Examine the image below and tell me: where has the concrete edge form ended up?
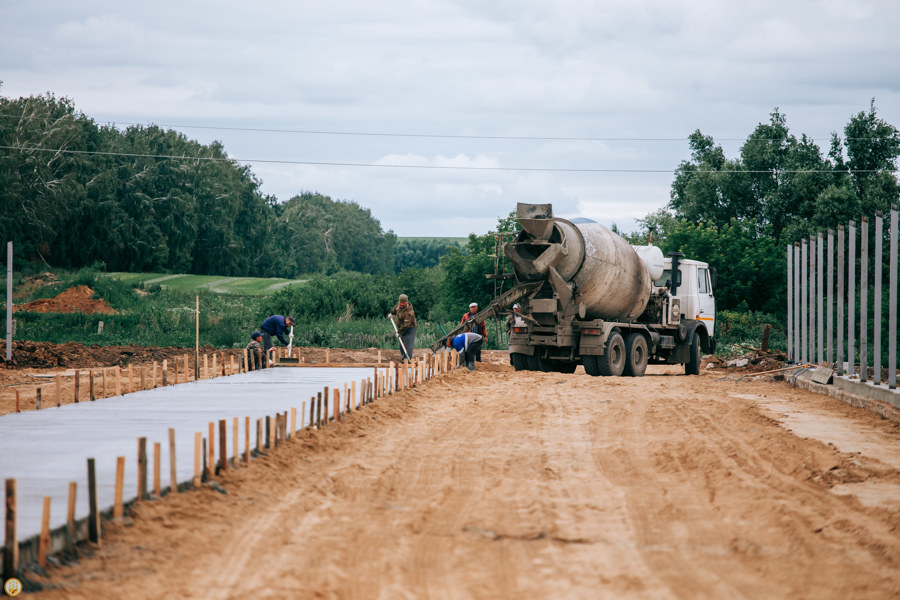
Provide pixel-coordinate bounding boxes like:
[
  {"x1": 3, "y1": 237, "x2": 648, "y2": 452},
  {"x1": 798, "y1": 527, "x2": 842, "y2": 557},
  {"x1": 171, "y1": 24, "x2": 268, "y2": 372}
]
[{"x1": 790, "y1": 371, "x2": 900, "y2": 423}]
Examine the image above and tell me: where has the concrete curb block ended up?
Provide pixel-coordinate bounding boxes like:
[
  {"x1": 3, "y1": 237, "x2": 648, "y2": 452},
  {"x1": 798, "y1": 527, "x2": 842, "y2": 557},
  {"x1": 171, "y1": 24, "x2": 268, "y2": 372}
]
[{"x1": 790, "y1": 376, "x2": 900, "y2": 423}]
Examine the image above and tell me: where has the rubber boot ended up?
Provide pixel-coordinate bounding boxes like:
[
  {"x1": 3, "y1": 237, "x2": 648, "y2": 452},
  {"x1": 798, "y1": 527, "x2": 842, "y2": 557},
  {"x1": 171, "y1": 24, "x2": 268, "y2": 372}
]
[{"x1": 467, "y1": 360, "x2": 475, "y2": 372}]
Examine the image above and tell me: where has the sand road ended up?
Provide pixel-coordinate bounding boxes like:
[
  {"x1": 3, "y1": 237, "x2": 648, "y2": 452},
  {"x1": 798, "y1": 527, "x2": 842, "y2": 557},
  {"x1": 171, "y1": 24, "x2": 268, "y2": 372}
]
[{"x1": 32, "y1": 364, "x2": 900, "y2": 599}]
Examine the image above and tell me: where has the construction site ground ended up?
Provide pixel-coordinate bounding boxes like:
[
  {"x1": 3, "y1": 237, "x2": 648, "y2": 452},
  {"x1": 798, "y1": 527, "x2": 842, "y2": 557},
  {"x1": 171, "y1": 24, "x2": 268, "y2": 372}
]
[{"x1": 5, "y1": 346, "x2": 899, "y2": 599}]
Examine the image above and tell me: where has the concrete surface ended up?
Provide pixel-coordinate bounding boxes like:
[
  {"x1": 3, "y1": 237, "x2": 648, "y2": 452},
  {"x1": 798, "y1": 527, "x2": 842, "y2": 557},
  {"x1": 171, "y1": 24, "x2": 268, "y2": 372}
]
[{"x1": 0, "y1": 367, "x2": 373, "y2": 541}]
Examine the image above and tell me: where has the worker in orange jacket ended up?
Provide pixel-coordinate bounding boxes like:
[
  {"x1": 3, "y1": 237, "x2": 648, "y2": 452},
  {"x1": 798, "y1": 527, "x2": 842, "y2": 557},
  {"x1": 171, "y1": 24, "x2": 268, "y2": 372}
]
[{"x1": 460, "y1": 302, "x2": 486, "y2": 362}]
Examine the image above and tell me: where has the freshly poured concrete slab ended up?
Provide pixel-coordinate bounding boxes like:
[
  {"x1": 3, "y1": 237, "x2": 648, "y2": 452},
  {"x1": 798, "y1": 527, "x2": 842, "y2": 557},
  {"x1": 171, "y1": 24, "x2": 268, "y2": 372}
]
[{"x1": 0, "y1": 367, "x2": 373, "y2": 541}]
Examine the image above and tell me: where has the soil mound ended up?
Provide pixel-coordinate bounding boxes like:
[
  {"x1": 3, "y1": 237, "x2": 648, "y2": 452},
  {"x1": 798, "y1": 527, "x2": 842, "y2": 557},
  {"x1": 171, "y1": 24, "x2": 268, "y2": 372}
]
[
  {"x1": 15, "y1": 285, "x2": 116, "y2": 315},
  {"x1": 1, "y1": 340, "x2": 219, "y2": 369}
]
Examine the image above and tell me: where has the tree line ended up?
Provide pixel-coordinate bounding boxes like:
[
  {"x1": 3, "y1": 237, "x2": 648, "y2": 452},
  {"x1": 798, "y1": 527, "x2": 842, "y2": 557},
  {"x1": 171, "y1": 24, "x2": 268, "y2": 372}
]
[
  {"x1": 0, "y1": 91, "x2": 408, "y2": 277},
  {"x1": 3, "y1": 87, "x2": 898, "y2": 326}
]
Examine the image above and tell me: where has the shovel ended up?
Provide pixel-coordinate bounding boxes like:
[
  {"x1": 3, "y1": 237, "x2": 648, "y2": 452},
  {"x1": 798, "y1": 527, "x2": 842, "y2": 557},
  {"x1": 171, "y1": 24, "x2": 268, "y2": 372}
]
[{"x1": 389, "y1": 315, "x2": 409, "y2": 361}]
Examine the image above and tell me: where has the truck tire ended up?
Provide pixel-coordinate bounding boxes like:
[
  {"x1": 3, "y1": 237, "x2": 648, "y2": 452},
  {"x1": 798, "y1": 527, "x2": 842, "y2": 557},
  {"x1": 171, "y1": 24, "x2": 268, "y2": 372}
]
[
  {"x1": 583, "y1": 355, "x2": 600, "y2": 376},
  {"x1": 685, "y1": 332, "x2": 701, "y2": 375},
  {"x1": 597, "y1": 331, "x2": 626, "y2": 377},
  {"x1": 510, "y1": 352, "x2": 528, "y2": 371},
  {"x1": 623, "y1": 333, "x2": 648, "y2": 377}
]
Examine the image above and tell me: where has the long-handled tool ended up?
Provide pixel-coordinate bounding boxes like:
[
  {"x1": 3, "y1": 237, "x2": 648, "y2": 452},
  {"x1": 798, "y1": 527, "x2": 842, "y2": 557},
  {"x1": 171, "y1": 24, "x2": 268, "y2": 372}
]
[
  {"x1": 389, "y1": 315, "x2": 409, "y2": 360},
  {"x1": 286, "y1": 325, "x2": 294, "y2": 355}
]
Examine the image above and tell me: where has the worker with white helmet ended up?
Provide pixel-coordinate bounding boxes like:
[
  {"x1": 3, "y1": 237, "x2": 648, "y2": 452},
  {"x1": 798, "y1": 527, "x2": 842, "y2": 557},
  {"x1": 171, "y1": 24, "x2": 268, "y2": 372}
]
[{"x1": 459, "y1": 301, "x2": 486, "y2": 362}]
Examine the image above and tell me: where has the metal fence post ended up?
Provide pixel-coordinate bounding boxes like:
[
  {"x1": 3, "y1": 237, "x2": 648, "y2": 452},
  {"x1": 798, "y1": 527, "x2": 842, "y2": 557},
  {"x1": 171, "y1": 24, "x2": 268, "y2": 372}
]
[
  {"x1": 836, "y1": 226, "x2": 845, "y2": 376},
  {"x1": 827, "y1": 230, "x2": 834, "y2": 369},
  {"x1": 817, "y1": 232, "x2": 824, "y2": 365},
  {"x1": 889, "y1": 204, "x2": 898, "y2": 390},
  {"x1": 794, "y1": 243, "x2": 801, "y2": 363},
  {"x1": 801, "y1": 239, "x2": 808, "y2": 364},
  {"x1": 848, "y1": 220, "x2": 856, "y2": 378},
  {"x1": 787, "y1": 244, "x2": 793, "y2": 362},
  {"x1": 873, "y1": 212, "x2": 882, "y2": 385},
  {"x1": 809, "y1": 234, "x2": 816, "y2": 363},
  {"x1": 860, "y1": 217, "x2": 868, "y2": 382}
]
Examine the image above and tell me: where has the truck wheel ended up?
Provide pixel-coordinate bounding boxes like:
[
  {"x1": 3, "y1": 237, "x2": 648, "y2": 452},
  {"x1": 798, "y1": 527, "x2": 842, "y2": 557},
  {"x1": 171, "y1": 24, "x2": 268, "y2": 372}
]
[
  {"x1": 623, "y1": 333, "x2": 648, "y2": 377},
  {"x1": 685, "y1": 333, "x2": 701, "y2": 375},
  {"x1": 597, "y1": 331, "x2": 626, "y2": 377},
  {"x1": 510, "y1": 352, "x2": 528, "y2": 371},
  {"x1": 583, "y1": 355, "x2": 600, "y2": 376}
]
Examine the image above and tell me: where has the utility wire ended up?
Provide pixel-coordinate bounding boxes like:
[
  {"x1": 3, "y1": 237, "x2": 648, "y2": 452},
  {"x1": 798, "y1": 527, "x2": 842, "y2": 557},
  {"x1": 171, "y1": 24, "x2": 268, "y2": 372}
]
[
  {"x1": 0, "y1": 113, "x2": 867, "y2": 142},
  {"x1": 0, "y1": 145, "x2": 885, "y2": 174}
]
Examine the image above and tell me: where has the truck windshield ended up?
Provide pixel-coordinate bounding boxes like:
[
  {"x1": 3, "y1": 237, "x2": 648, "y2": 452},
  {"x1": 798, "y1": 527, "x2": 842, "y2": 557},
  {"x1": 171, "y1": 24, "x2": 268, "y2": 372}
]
[{"x1": 653, "y1": 269, "x2": 680, "y2": 288}]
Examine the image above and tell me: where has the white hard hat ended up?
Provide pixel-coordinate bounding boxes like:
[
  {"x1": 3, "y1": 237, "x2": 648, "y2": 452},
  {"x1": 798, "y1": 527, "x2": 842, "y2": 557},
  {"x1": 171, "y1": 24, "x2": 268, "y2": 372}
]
[
  {"x1": 469, "y1": 302, "x2": 478, "y2": 308},
  {"x1": 513, "y1": 303, "x2": 521, "y2": 308}
]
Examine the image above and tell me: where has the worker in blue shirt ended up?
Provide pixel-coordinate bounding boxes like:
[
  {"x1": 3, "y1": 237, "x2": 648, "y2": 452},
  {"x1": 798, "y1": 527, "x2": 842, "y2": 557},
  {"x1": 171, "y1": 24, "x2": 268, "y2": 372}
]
[
  {"x1": 259, "y1": 315, "x2": 294, "y2": 361},
  {"x1": 449, "y1": 331, "x2": 484, "y2": 371}
]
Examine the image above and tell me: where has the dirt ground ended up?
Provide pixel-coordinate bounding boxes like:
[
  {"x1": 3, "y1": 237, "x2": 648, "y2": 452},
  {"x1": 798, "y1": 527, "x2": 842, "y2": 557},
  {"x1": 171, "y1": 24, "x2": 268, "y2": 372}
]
[{"x1": 12, "y1": 346, "x2": 899, "y2": 599}]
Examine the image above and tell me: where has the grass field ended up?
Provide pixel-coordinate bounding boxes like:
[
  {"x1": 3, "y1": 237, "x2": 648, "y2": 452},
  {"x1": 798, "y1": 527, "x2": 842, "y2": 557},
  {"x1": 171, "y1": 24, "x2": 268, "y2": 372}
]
[{"x1": 109, "y1": 273, "x2": 307, "y2": 295}]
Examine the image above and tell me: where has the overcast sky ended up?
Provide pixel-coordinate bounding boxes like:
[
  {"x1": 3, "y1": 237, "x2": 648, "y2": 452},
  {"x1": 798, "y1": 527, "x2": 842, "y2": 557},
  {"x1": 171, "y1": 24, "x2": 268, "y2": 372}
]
[{"x1": 2, "y1": 1, "x2": 899, "y2": 237}]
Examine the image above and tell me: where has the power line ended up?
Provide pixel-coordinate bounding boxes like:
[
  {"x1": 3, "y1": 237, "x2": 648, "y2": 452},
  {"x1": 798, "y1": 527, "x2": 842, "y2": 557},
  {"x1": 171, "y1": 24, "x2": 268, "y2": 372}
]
[
  {"x1": 0, "y1": 145, "x2": 887, "y2": 174},
  {"x1": 0, "y1": 113, "x2": 860, "y2": 142}
]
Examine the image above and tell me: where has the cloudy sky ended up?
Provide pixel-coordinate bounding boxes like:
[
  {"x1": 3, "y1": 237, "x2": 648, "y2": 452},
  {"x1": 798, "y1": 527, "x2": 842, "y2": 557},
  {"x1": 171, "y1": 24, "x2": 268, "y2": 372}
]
[{"x1": 2, "y1": 1, "x2": 898, "y2": 237}]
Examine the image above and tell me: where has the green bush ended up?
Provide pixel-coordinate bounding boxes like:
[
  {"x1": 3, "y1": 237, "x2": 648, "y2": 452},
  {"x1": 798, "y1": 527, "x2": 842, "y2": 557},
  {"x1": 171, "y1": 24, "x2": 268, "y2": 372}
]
[{"x1": 714, "y1": 310, "x2": 786, "y2": 356}]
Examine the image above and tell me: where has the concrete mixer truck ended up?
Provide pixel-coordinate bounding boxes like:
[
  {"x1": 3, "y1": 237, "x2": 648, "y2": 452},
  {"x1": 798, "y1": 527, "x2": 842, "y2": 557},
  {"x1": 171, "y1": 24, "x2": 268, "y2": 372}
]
[{"x1": 431, "y1": 202, "x2": 717, "y2": 376}]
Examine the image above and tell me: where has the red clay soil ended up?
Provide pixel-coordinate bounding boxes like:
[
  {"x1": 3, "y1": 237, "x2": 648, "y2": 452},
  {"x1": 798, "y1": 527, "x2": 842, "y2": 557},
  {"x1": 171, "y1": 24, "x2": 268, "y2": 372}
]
[{"x1": 14, "y1": 285, "x2": 116, "y2": 315}]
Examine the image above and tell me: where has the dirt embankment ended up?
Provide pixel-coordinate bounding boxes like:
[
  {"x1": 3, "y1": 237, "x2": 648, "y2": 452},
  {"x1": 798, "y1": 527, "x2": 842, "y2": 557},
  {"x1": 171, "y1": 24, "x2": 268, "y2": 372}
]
[
  {"x1": 21, "y1": 363, "x2": 900, "y2": 599},
  {"x1": 14, "y1": 285, "x2": 116, "y2": 315}
]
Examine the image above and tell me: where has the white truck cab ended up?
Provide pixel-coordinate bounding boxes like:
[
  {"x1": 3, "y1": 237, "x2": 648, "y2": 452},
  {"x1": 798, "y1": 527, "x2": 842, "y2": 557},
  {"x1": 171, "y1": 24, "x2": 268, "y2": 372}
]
[{"x1": 653, "y1": 257, "x2": 716, "y2": 339}]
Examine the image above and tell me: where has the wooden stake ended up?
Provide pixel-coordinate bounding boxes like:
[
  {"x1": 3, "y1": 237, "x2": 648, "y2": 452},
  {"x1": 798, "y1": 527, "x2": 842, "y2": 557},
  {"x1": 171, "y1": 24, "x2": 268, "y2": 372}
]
[
  {"x1": 138, "y1": 437, "x2": 148, "y2": 500},
  {"x1": 140, "y1": 366, "x2": 146, "y2": 391},
  {"x1": 351, "y1": 381, "x2": 357, "y2": 411},
  {"x1": 114, "y1": 456, "x2": 125, "y2": 519},
  {"x1": 290, "y1": 408, "x2": 296, "y2": 439},
  {"x1": 35, "y1": 387, "x2": 41, "y2": 410},
  {"x1": 218, "y1": 420, "x2": 228, "y2": 472},
  {"x1": 244, "y1": 416, "x2": 250, "y2": 465},
  {"x1": 74, "y1": 369, "x2": 80, "y2": 403},
  {"x1": 89, "y1": 370, "x2": 95, "y2": 400},
  {"x1": 66, "y1": 482, "x2": 76, "y2": 557},
  {"x1": 230, "y1": 354, "x2": 235, "y2": 375},
  {"x1": 208, "y1": 422, "x2": 215, "y2": 477},
  {"x1": 128, "y1": 364, "x2": 134, "y2": 393},
  {"x1": 243, "y1": 348, "x2": 249, "y2": 373},
  {"x1": 233, "y1": 417, "x2": 238, "y2": 466},
  {"x1": 87, "y1": 458, "x2": 100, "y2": 543},
  {"x1": 193, "y1": 432, "x2": 202, "y2": 488},
  {"x1": 163, "y1": 359, "x2": 169, "y2": 386},
  {"x1": 56, "y1": 373, "x2": 61, "y2": 406},
  {"x1": 256, "y1": 418, "x2": 262, "y2": 453},
  {"x1": 169, "y1": 428, "x2": 178, "y2": 494},
  {"x1": 301, "y1": 401, "x2": 306, "y2": 429},
  {"x1": 213, "y1": 353, "x2": 218, "y2": 378},
  {"x1": 4, "y1": 479, "x2": 17, "y2": 578},
  {"x1": 174, "y1": 359, "x2": 179, "y2": 385},
  {"x1": 202, "y1": 438, "x2": 208, "y2": 481},
  {"x1": 316, "y1": 392, "x2": 323, "y2": 426},
  {"x1": 153, "y1": 441, "x2": 161, "y2": 497},
  {"x1": 38, "y1": 496, "x2": 50, "y2": 568},
  {"x1": 334, "y1": 389, "x2": 340, "y2": 422},
  {"x1": 204, "y1": 354, "x2": 209, "y2": 379},
  {"x1": 115, "y1": 366, "x2": 122, "y2": 396},
  {"x1": 152, "y1": 361, "x2": 158, "y2": 388},
  {"x1": 184, "y1": 355, "x2": 190, "y2": 382},
  {"x1": 265, "y1": 415, "x2": 271, "y2": 449},
  {"x1": 100, "y1": 368, "x2": 107, "y2": 397},
  {"x1": 308, "y1": 397, "x2": 315, "y2": 429}
]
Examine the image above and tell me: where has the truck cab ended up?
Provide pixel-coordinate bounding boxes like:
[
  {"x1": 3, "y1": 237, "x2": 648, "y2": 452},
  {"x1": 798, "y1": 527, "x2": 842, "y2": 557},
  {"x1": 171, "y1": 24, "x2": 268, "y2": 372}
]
[{"x1": 652, "y1": 257, "x2": 717, "y2": 344}]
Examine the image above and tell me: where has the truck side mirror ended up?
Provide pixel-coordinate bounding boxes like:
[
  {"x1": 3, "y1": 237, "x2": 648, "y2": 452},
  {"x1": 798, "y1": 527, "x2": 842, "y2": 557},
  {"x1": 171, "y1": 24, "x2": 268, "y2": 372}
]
[{"x1": 709, "y1": 267, "x2": 717, "y2": 289}]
